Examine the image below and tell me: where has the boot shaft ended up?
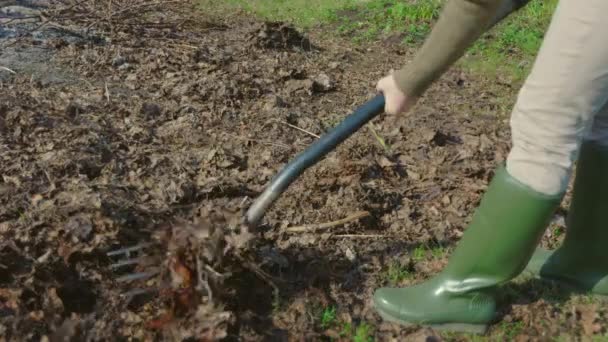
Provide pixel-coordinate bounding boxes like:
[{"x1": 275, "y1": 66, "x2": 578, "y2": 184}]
[
  {"x1": 563, "y1": 141, "x2": 608, "y2": 254},
  {"x1": 442, "y1": 166, "x2": 563, "y2": 290}
]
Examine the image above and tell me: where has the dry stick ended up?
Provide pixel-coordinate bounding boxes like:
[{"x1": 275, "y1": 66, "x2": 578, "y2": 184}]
[
  {"x1": 116, "y1": 269, "x2": 160, "y2": 283},
  {"x1": 0, "y1": 67, "x2": 16, "y2": 74},
  {"x1": 234, "y1": 253, "x2": 280, "y2": 291},
  {"x1": 242, "y1": 138, "x2": 291, "y2": 149},
  {"x1": 54, "y1": 0, "x2": 91, "y2": 16},
  {"x1": 108, "y1": 0, "x2": 113, "y2": 35},
  {"x1": 0, "y1": 16, "x2": 40, "y2": 25},
  {"x1": 331, "y1": 234, "x2": 387, "y2": 238},
  {"x1": 104, "y1": 81, "x2": 110, "y2": 102},
  {"x1": 285, "y1": 211, "x2": 370, "y2": 233},
  {"x1": 150, "y1": 38, "x2": 198, "y2": 49},
  {"x1": 106, "y1": 243, "x2": 154, "y2": 257},
  {"x1": 44, "y1": 21, "x2": 88, "y2": 39},
  {"x1": 277, "y1": 120, "x2": 320, "y2": 139}
]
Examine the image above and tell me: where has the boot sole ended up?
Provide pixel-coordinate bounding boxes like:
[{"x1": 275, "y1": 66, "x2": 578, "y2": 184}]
[{"x1": 375, "y1": 306, "x2": 489, "y2": 335}]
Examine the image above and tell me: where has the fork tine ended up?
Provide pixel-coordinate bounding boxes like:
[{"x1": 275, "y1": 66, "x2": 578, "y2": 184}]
[
  {"x1": 120, "y1": 287, "x2": 158, "y2": 299},
  {"x1": 107, "y1": 243, "x2": 154, "y2": 257},
  {"x1": 110, "y1": 257, "x2": 146, "y2": 269}
]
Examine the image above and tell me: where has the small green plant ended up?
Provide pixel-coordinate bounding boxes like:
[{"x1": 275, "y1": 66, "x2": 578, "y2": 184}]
[
  {"x1": 552, "y1": 226, "x2": 564, "y2": 239},
  {"x1": 430, "y1": 246, "x2": 446, "y2": 259},
  {"x1": 320, "y1": 306, "x2": 337, "y2": 329},
  {"x1": 384, "y1": 260, "x2": 411, "y2": 285},
  {"x1": 338, "y1": 321, "x2": 374, "y2": 341},
  {"x1": 576, "y1": 293, "x2": 598, "y2": 305},
  {"x1": 340, "y1": 322, "x2": 353, "y2": 337},
  {"x1": 368, "y1": 123, "x2": 391, "y2": 154},
  {"x1": 412, "y1": 246, "x2": 426, "y2": 261},
  {"x1": 354, "y1": 322, "x2": 374, "y2": 342},
  {"x1": 498, "y1": 321, "x2": 524, "y2": 340}
]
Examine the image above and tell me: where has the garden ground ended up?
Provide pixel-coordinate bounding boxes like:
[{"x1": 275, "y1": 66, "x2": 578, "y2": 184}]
[{"x1": 1, "y1": 0, "x2": 606, "y2": 341}]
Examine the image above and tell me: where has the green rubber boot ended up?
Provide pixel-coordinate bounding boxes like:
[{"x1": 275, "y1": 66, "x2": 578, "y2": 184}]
[
  {"x1": 373, "y1": 166, "x2": 563, "y2": 333},
  {"x1": 523, "y1": 141, "x2": 608, "y2": 294}
]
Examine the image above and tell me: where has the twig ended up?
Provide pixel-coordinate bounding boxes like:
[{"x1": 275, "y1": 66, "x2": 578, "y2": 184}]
[
  {"x1": 285, "y1": 211, "x2": 370, "y2": 233},
  {"x1": 277, "y1": 120, "x2": 320, "y2": 139},
  {"x1": 205, "y1": 264, "x2": 228, "y2": 280},
  {"x1": 104, "y1": 81, "x2": 110, "y2": 102},
  {"x1": 0, "y1": 67, "x2": 16, "y2": 74},
  {"x1": 331, "y1": 234, "x2": 387, "y2": 238},
  {"x1": 108, "y1": 0, "x2": 113, "y2": 35},
  {"x1": 0, "y1": 16, "x2": 40, "y2": 25},
  {"x1": 46, "y1": 21, "x2": 87, "y2": 39},
  {"x1": 108, "y1": 0, "x2": 183, "y2": 18},
  {"x1": 196, "y1": 254, "x2": 214, "y2": 303},
  {"x1": 234, "y1": 253, "x2": 280, "y2": 290},
  {"x1": 242, "y1": 138, "x2": 291, "y2": 149},
  {"x1": 1, "y1": 19, "x2": 51, "y2": 48},
  {"x1": 156, "y1": 41, "x2": 198, "y2": 50},
  {"x1": 53, "y1": 0, "x2": 90, "y2": 16}
]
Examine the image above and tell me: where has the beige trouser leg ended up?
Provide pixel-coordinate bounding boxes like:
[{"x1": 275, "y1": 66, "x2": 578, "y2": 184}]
[{"x1": 506, "y1": 0, "x2": 608, "y2": 195}]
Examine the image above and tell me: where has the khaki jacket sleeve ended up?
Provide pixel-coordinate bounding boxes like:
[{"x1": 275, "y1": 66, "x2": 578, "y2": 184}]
[{"x1": 393, "y1": 0, "x2": 504, "y2": 97}]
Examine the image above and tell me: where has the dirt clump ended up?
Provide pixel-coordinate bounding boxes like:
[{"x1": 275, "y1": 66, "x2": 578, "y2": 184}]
[{"x1": 249, "y1": 21, "x2": 315, "y2": 51}]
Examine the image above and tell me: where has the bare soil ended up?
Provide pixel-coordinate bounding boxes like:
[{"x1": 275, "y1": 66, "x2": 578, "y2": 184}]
[{"x1": 0, "y1": 1, "x2": 602, "y2": 341}]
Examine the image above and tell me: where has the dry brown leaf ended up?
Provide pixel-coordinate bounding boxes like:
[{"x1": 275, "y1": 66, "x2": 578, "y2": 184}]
[
  {"x1": 169, "y1": 255, "x2": 193, "y2": 289},
  {"x1": 579, "y1": 304, "x2": 601, "y2": 336},
  {"x1": 146, "y1": 311, "x2": 174, "y2": 330}
]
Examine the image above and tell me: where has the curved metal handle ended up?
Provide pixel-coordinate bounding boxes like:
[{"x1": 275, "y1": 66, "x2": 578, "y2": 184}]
[{"x1": 245, "y1": 94, "x2": 385, "y2": 227}]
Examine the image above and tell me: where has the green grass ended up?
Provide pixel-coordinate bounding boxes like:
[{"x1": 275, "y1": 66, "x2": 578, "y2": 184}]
[
  {"x1": 315, "y1": 306, "x2": 374, "y2": 341},
  {"x1": 353, "y1": 322, "x2": 374, "y2": 342},
  {"x1": 496, "y1": 321, "x2": 525, "y2": 340},
  {"x1": 379, "y1": 245, "x2": 449, "y2": 286},
  {"x1": 333, "y1": 0, "x2": 441, "y2": 44},
  {"x1": 413, "y1": 244, "x2": 447, "y2": 261},
  {"x1": 320, "y1": 306, "x2": 338, "y2": 329},
  {"x1": 335, "y1": 321, "x2": 375, "y2": 341},
  {"x1": 199, "y1": 0, "x2": 360, "y2": 27},
  {"x1": 383, "y1": 259, "x2": 412, "y2": 285},
  {"x1": 430, "y1": 246, "x2": 446, "y2": 259},
  {"x1": 199, "y1": 0, "x2": 557, "y2": 82},
  {"x1": 412, "y1": 245, "x2": 426, "y2": 261}
]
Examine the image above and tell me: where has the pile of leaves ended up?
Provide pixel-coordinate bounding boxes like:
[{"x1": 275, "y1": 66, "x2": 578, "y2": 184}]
[{"x1": 0, "y1": 0, "x2": 278, "y2": 339}]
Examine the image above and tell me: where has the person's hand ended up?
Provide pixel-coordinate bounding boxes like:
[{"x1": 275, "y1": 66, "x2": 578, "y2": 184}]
[{"x1": 376, "y1": 72, "x2": 418, "y2": 115}]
